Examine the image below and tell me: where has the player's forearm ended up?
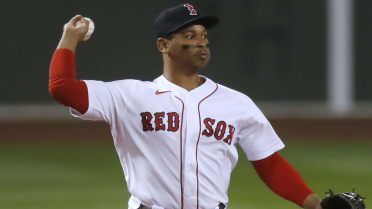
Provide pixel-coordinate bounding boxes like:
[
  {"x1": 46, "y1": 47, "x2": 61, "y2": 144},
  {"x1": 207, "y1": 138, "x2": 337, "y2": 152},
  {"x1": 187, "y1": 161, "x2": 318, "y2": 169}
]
[
  {"x1": 57, "y1": 33, "x2": 79, "y2": 53},
  {"x1": 251, "y1": 152, "x2": 314, "y2": 207}
]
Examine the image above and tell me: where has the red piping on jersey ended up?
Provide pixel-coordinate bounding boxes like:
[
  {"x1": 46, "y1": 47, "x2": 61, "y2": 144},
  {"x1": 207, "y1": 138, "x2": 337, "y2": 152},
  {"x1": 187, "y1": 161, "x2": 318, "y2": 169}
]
[
  {"x1": 196, "y1": 83, "x2": 219, "y2": 209},
  {"x1": 175, "y1": 96, "x2": 185, "y2": 209}
]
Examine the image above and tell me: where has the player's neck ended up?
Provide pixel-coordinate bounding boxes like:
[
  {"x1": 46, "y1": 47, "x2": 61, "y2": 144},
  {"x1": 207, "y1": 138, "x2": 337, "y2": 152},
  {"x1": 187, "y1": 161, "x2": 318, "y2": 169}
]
[{"x1": 163, "y1": 66, "x2": 203, "y2": 91}]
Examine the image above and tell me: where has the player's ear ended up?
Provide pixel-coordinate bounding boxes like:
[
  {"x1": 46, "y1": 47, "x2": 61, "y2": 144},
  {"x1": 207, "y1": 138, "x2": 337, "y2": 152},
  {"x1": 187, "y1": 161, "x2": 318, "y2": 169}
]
[{"x1": 157, "y1": 38, "x2": 170, "y2": 53}]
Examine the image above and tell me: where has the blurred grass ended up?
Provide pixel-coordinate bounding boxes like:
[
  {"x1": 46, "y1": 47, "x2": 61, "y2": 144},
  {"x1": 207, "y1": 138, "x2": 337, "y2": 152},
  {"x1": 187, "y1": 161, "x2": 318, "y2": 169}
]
[
  {"x1": 229, "y1": 139, "x2": 372, "y2": 209},
  {"x1": 0, "y1": 139, "x2": 371, "y2": 209}
]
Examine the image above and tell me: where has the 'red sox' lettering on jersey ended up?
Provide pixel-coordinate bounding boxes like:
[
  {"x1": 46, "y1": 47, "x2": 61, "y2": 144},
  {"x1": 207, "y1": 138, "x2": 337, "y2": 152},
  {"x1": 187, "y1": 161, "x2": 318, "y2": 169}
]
[
  {"x1": 223, "y1": 125, "x2": 235, "y2": 145},
  {"x1": 166, "y1": 112, "x2": 180, "y2": 132},
  {"x1": 202, "y1": 118, "x2": 236, "y2": 145},
  {"x1": 140, "y1": 112, "x2": 154, "y2": 131},
  {"x1": 141, "y1": 111, "x2": 180, "y2": 132},
  {"x1": 141, "y1": 112, "x2": 236, "y2": 145}
]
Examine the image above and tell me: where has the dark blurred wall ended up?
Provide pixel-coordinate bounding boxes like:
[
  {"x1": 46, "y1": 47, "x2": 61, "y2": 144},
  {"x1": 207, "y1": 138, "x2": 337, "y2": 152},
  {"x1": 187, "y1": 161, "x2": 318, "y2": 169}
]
[
  {"x1": 354, "y1": 0, "x2": 372, "y2": 101},
  {"x1": 0, "y1": 0, "x2": 328, "y2": 104}
]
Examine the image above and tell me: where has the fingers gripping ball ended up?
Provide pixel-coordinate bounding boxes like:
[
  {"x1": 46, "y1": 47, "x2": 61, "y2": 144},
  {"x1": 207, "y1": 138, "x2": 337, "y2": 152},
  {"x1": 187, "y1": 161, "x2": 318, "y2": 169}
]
[
  {"x1": 75, "y1": 17, "x2": 95, "y2": 41},
  {"x1": 321, "y1": 189, "x2": 366, "y2": 209}
]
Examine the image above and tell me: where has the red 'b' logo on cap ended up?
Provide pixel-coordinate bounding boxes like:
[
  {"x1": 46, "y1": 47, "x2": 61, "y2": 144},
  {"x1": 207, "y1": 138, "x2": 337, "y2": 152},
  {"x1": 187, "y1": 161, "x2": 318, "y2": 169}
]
[{"x1": 184, "y1": 4, "x2": 198, "y2": 15}]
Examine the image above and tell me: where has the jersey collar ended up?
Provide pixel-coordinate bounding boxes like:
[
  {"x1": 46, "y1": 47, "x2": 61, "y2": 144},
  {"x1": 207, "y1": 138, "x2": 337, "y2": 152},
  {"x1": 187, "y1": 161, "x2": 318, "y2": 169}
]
[{"x1": 154, "y1": 75, "x2": 218, "y2": 101}]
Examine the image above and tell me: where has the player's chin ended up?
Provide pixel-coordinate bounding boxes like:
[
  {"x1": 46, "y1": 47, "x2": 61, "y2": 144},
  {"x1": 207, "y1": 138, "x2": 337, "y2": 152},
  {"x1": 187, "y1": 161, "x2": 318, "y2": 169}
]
[
  {"x1": 194, "y1": 60, "x2": 209, "y2": 70},
  {"x1": 195, "y1": 56, "x2": 210, "y2": 69}
]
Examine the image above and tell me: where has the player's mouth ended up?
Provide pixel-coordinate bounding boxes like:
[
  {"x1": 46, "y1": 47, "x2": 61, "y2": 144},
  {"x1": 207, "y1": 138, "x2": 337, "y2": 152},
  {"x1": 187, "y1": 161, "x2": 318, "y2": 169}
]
[{"x1": 197, "y1": 51, "x2": 210, "y2": 59}]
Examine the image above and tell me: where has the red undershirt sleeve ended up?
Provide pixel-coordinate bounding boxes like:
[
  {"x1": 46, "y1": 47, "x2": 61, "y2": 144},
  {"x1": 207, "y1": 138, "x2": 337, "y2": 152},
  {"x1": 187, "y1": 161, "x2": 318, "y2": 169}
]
[
  {"x1": 251, "y1": 152, "x2": 313, "y2": 207},
  {"x1": 48, "y1": 48, "x2": 88, "y2": 114}
]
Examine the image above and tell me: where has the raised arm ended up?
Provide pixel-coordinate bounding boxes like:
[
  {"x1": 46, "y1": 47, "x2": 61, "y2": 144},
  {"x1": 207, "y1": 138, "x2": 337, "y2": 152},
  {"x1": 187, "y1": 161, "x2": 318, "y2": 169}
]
[{"x1": 49, "y1": 15, "x2": 91, "y2": 114}]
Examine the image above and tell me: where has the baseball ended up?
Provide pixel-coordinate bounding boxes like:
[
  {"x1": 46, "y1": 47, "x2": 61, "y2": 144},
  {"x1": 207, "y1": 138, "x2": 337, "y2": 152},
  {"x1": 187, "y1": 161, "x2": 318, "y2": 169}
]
[{"x1": 76, "y1": 17, "x2": 95, "y2": 41}]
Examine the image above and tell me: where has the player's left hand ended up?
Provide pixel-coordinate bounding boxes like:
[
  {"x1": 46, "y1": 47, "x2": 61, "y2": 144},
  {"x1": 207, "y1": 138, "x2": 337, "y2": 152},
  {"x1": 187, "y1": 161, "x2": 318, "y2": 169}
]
[{"x1": 320, "y1": 189, "x2": 366, "y2": 209}]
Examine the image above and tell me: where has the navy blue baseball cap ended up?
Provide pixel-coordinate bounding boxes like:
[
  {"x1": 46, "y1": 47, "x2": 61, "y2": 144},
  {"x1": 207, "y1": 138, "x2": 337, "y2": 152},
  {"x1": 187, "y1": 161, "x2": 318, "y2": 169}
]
[{"x1": 154, "y1": 3, "x2": 220, "y2": 38}]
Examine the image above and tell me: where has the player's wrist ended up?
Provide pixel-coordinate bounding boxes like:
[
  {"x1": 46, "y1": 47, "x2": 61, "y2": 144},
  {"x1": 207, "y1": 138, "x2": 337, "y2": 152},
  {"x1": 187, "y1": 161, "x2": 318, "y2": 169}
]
[
  {"x1": 302, "y1": 193, "x2": 321, "y2": 209},
  {"x1": 57, "y1": 34, "x2": 79, "y2": 52}
]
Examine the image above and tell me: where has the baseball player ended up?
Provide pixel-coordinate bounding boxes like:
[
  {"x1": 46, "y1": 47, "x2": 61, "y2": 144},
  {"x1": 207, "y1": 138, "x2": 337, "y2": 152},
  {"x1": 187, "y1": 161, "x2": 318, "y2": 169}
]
[{"x1": 49, "y1": 3, "x2": 322, "y2": 209}]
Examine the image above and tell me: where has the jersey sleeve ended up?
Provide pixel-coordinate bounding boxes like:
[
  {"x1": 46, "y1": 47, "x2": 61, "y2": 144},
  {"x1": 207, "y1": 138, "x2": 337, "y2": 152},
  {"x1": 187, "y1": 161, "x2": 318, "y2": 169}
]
[
  {"x1": 251, "y1": 152, "x2": 313, "y2": 206},
  {"x1": 71, "y1": 79, "x2": 136, "y2": 123},
  {"x1": 237, "y1": 97, "x2": 285, "y2": 161},
  {"x1": 48, "y1": 49, "x2": 89, "y2": 114}
]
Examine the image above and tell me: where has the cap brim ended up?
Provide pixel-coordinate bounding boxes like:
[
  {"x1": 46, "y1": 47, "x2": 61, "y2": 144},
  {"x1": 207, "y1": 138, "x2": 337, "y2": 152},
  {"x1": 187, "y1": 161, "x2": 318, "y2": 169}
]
[{"x1": 166, "y1": 16, "x2": 220, "y2": 37}]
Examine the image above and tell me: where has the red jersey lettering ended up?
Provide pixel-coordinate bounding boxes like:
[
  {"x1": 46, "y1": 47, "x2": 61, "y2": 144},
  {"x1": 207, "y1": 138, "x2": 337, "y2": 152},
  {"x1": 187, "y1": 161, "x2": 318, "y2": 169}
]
[
  {"x1": 214, "y1": 121, "x2": 226, "y2": 140},
  {"x1": 223, "y1": 125, "x2": 235, "y2": 145},
  {"x1": 202, "y1": 118, "x2": 215, "y2": 137},
  {"x1": 140, "y1": 112, "x2": 154, "y2": 131},
  {"x1": 154, "y1": 112, "x2": 166, "y2": 131},
  {"x1": 167, "y1": 112, "x2": 180, "y2": 132}
]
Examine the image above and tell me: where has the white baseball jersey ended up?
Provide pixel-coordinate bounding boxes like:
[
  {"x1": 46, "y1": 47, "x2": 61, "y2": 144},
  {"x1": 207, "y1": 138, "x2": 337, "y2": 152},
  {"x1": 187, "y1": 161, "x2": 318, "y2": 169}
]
[{"x1": 71, "y1": 75, "x2": 284, "y2": 209}]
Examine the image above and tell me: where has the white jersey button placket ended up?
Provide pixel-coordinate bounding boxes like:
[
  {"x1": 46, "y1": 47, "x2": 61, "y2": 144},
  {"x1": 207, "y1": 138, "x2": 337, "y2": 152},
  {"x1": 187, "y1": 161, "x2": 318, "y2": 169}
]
[{"x1": 182, "y1": 93, "x2": 200, "y2": 209}]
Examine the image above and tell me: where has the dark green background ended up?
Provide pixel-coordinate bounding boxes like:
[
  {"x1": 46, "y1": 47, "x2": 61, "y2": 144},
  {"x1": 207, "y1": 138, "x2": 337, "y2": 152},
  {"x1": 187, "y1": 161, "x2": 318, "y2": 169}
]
[{"x1": 0, "y1": 0, "x2": 369, "y2": 104}]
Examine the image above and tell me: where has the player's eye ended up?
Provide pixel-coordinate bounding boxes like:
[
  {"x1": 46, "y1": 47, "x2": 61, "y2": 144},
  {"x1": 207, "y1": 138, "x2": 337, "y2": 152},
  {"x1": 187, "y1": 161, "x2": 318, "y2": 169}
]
[
  {"x1": 185, "y1": 34, "x2": 193, "y2": 39},
  {"x1": 203, "y1": 34, "x2": 208, "y2": 39}
]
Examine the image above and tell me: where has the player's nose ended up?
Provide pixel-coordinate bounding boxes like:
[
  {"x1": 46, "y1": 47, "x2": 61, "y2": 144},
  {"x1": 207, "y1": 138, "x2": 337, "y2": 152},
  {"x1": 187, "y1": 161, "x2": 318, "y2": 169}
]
[{"x1": 196, "y1": 39, "x2": 209, "y2": 48}]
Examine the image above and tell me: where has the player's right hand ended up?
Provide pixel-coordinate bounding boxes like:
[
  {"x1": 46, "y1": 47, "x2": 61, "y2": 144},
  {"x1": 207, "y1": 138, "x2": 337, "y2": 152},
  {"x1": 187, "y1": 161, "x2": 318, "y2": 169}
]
[
  {"x1": 57, "y1": 15, "x2": 90, "y2": 52},
  {"x1": 63, "y1": 15, "x2": 90, "y2": 42}
]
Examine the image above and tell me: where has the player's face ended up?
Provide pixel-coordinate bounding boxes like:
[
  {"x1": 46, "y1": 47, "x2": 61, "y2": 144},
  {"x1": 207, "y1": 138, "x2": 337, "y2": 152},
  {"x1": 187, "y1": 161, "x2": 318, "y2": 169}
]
[{"x1": 167, "y1": 24, "x2": 210, "y2": 70}]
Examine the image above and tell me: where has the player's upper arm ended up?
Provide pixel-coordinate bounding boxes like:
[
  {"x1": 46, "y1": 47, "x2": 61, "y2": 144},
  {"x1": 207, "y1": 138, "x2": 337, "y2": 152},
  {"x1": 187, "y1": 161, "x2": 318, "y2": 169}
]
[
  {"x1": 236, "y1": 96, "x2": 285, "y2": 161},
  {"x1": 71, "y1": 79, "x2": 137, "y2": 123}
]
